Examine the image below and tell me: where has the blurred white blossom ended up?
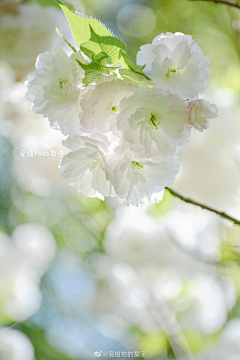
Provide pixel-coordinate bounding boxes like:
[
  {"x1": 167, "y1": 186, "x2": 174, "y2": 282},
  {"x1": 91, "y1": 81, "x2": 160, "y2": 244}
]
[
  {"x1": 0, "y1": 224, "x2": 56, "y2": 323},
  {"x1": 0, "y1": 1, "x2": 64, "y2": 79},
  {"x1": 0, "y1": 328, "x2": 35, "y2": 360},
  {"x1": 103, "y1": 206, "x2": 236, "y2": 335}
]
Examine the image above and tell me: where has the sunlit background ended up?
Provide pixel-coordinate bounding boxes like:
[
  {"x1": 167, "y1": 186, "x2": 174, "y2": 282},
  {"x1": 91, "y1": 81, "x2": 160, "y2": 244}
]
[{"x1": 1, "y1": 0, "x2": 240, "y2": 359}]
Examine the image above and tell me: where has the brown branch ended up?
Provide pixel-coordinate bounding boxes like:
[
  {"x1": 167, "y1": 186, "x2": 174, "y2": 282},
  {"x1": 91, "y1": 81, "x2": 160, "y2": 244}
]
[
  {"x1": 165, "y1": 187, "x2": 240, "y2": 226},
  {"x1": 190, "y1": 0, "x2": 240, "y2": 9}
]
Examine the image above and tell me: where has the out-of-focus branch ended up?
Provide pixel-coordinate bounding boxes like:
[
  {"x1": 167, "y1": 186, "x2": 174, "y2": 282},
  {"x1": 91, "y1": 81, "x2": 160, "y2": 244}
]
[
  {"x1": 138, "y1": 270, "x2": 194, "y2": 360},
  {"x1": 165, "y1": 187, "x2": 240, "y2": 226},
  {"x1": 190, "y1": 0, "x2": 240, "y2": 9},
  {"x1": 149, "y1": 297, "x2": 194, "y2": 360}
]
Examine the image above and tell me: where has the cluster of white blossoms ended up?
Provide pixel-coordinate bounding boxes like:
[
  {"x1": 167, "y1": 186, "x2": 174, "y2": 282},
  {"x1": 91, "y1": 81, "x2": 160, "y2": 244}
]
[{"x1": 26, "y1": 10, "x2": 218, "y2": 205}]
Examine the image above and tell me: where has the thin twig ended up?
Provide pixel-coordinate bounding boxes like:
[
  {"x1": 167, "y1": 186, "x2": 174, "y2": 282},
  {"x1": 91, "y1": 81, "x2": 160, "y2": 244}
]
[
  {"x1": 165, "y1": 187, "x2": 240, "y2": 226},
  {"x1": 190, "y1": 0, "x2": 240, "y2": 9}
]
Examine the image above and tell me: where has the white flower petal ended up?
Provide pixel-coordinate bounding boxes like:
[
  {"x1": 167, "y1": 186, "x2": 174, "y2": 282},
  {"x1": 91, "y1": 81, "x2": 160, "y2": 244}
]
[
  {"x1": 80, "y1": 76, "x2": 137, "y2": 134},
  {"x1": 136, "y1": 43, "x2": 156, "y2": 77},
  {"x1": 116, "y1": 87, "x2": 191, "y2": 160},
  {"x1": 188, "y1": 99, "x2": 218, "y2": 131},
  {"x1": 26, "y1": 48, "x2": 85, "y2": 135},
  {"x1": 137, "y1": 32, "x2": 210, "y2": 99},
  {"x1": 109, "y1": 145, "x2": 179, "y2": 206},
  {"x1": 61, "y1": 135, "x2": 112, "y2": 199}
]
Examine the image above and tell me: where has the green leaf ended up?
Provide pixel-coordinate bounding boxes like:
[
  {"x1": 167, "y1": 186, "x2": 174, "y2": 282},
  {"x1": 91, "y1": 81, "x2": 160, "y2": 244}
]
[
  {"x1": 119, "y1": 69, "x2": 154, "y2": 87},
  {"x1": 82, "y1": 70, "x2": 102, "y2": 85},
  {"x1": 58, "y1": 3, "x2": 112, "y2": 46},
  {"x1": 80, "y1": 41, "x2": 102, "y2": 59},
  {"x1": 79, "y1": 46, "x2": 95, "y2": 60},
  {"x1": 80, "y1": 25, "x2": 126, "y2": 65},
  {"x1": 92, "y1": 52, "x2": 111, "y2": 65},
  {"x1": 80, "y1": 46, "x2": 113, "y2": 65},
  {"x1": 76, "y1": 59, "x2": 120, "y2": 85},
  {"x1": 76, "y1": 59, "x2": 117, "y2": 73},
  {"x1": 93, "y1": 52, "x2": 108, "y2": 63},
  {"x1": 56, "y1": 27, "x2": 77, "y2": 52},
  {"x1": 88, "y1": 26, "x2": 125, "y2": 51},
  {"x1": 119, "y1": 51, "x2": 151, "y2": 83},
  {"x1": 36, "y1": 0, "x2": 61, "y2": 7},
  {"x1": 119, "y1": 51, "x2": 145, "y2": 73}
]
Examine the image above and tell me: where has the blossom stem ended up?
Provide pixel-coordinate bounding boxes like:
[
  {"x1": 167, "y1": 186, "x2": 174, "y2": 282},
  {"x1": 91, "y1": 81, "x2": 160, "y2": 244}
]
[
  {"x1": 190, "y1": 0, "x2": 240, "y2": 9},
  {"x1": 165, "y1": 187, "x2": 240, "y2": 226}
]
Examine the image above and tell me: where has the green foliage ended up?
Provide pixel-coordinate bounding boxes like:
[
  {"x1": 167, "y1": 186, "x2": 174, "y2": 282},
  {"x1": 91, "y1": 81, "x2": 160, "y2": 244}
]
[
  {"x1": 55, "y1": 27, "x2": 77, "y2": 52},
  {"x1": 118, "y1": 52, "x2": 152, "y2": 84},
  {"x1": 146, "y1": 190, "x2": 175, "y2": 219},
  {"x1": 20, "y1": 0, "x2": 67, "y2": 8},
  {"x1": 183, "y1": 330, "x2": 220, "y2": 354},
  {"x1": 58, "y1": 3, "x2": 151, "y2": 86},
  {"x1": 221, "y1": 244, "x2": 240, "y2": 263},
  {"x1": 140, "y1": 332, "x2": 169, "y2": 357},
  {"x1": 17, "y1": 323, "x2": 74, "y2": 360},
  {"x1": 92, "y1": 52, "x2": 112, "y2": 65},
  {"x1": 58, "y1": 2, "x2": 113, "y2": 46},
  {"x1": 73, "y1": 25, "x2": 123, "y2": 85},
  {"x1": 227, "y1": 295, "x2": 240, "y2": 322},
  {"x1": 119, "y1": 69, "x2": 153, "y2": 86},
  {"x1": 80, "y1": 25, "x2": 125, "y2": 66},
  {"x1": 76, "y1": 59, "x2": 119, "y2": 85},
  {"x1": 119, "y1": 51, "x2": 145, "y2": 75}
]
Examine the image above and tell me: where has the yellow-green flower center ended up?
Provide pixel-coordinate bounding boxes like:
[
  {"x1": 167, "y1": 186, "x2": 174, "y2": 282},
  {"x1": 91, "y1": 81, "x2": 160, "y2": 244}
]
[
  {"x1": 149, "y1": 113, "x2": 161, "y2": 130},
  {"x1": 58, "y1": 78, "x2": 68, "y2": 89},
  {"x1": 166, "y1": 65, "x2": 181, "y2": 79},
  {"x1": 111, "y1": 105, "x2": 120, "y2": 114},
  {"x1": 132, "y1": 161, "x2": 144, "y2": 171}
]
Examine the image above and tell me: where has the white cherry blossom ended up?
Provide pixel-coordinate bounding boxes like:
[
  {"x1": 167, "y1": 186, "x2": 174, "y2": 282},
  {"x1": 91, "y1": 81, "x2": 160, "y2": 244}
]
[
  {"x1": 25, "y1": 26, "x2": 217, "y2": 205},
  {"x1": 137, "y1": 32, "x2": 210, "y2": 99},
  {"x1": 79, "y1": 76, "x2": 137, "y2": 133},
  {"x1": 26, "y1": 48, "x2": 85, "y2": 135},
  {"x1": 188, "y1": 98, "x2": 218, "y2": 132},
  {"x1": 108, "y1": 144, "x2": 179, "y2": 206},
  {"x1": 60, "y1": 134, "x2": 112, "y2": 199},
  {"x1": 116, "y1": 87, "x2": 191, "y2": 160}
]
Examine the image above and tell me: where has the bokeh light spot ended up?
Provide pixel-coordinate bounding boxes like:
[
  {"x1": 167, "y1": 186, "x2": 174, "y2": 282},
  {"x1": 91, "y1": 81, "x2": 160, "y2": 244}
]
[{"x1": 116, "y1": 5, "x2": 156, "y2": 38}]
